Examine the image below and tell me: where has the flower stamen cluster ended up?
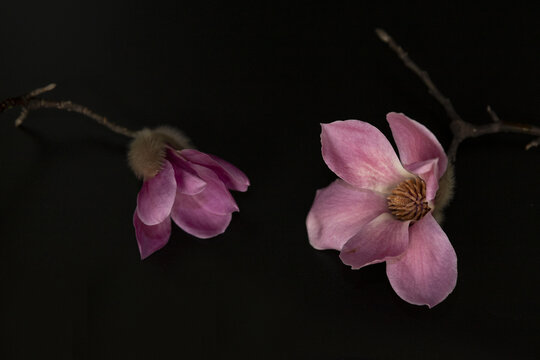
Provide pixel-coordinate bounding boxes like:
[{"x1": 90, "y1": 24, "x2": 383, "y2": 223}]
[{"x1": 387, "y1": 177, "x2": 430, "y2": 222}]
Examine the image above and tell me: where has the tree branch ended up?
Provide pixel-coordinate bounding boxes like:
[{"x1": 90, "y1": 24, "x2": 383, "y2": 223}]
[
  {"x1": 1, "y1": 83, "x2": 135, "y2": 138},
  {"x1": 375, "y1": 28, "x2": 540, "y2": 162}
]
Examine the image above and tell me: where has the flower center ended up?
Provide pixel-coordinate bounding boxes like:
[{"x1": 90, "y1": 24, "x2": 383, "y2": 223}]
[{"x1": 387, "y1": 177, "x2": 430, "y2": 222}]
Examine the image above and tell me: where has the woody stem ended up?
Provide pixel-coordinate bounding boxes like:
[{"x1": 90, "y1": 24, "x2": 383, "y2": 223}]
[
  {"x1": 375, "y1": 28, "x2": 540, "y2": 163},
  {"x1": 0, "y1": 83, "x2": 135, "y2": 138}
]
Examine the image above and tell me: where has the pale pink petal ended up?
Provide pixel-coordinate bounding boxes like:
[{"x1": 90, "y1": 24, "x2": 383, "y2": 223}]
[
  {"x1": 133, "y1": 211, "x2": 171, "y2": 259},
  {"x1": 321, "y1": 120, "x2": 410, "y2": 193},
  {"x1": 167, "y1": 150, "x2": 207, "y2": 195},
  {"x1": 387, "y1": 112, "x2": 447, "y2": 179},
  {"x1": 188, "y1": 163, "x2": 239, "y2": 215},
  {"x1": 386, "y1": 213, "x2": 457, "y2": 308},
  {"x1": 306, "y1": 180, "x2": 388, "y2": 251},
  {"x1": 339, "y1": 213, "x2": 410, "y2": 269},
  {"x1": 136, "y1": 160, "x2": 177, "y2": 226},
  {"x1": 404, "y1": 158, "x2": 439, "y2": 202},
  {"x1": 180, "y1": 149, "x2": 250, "y2": 192},
  {"x1": 170, "y1": 191, "x2": 233, "y2": 239}
]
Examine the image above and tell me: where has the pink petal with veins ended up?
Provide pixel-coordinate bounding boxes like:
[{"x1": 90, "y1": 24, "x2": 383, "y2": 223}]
[
  {"x1": 181, "y1": 149, "x2": 250, "y2": 192},
  {"x1": 136, "y1": 160, "x2": 177, "y2": 226},
  {"x1": 187, "y1": 163, "x2": 239, "y2": 215},
  {"x1": 307, "y1": 180, "x2": 388, "y2": 251},
  {"x1": 321, "y1": 120, "x2": 411, "y2": 193},
  {"x1": 386, "y1": 213, "x2": 457, "y2": 308},
  {"x1": 387, "y1": 112, "x2": 447, "y2": 179},
  {"x1": 171, "y1": 191, "x2": 233, "y2": 239},
  {"x1": 404, "y1": 158, "x2": 439, "y2": 202},
  {"x1": 134, "y1": 212, "x2": 172, "y2": 260},
  {"x1": 167, "y1": 150, "x2": 207, "y2": 195},
  {"x1": 340, "y1": 213, "x2": 410, "y2": 269}
]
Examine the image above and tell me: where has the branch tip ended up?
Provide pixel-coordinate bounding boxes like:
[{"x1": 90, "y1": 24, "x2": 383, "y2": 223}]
[
  {"x1": 44, "y1": 83, "x2": 56, "y2": 91},
  {"x1": 525, "y1": 137, "x2": 540, "y2": 150},
  {"x1": 14, "y1": 108, "x2": 29, "y2": 127},
  {"x1": 486, "y1": 105, "x2": 501, "y2": 123},
  {"x1": 27, "y1": 83, "x2": 57, "y2": 98},
  {"x1": 375, "y1": 28, "x2": 390, "y2": 42}
]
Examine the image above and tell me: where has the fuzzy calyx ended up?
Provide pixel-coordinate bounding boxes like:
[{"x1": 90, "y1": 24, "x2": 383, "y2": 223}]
[
  {"x1": 128, "y1": 126, "x2": 192, "y2": 179},
  {"x1": 432, "y1": 164, "x2": 455, "y2": 223}
]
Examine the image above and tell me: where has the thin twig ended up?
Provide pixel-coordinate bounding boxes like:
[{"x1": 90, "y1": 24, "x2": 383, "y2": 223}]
[
  {"x1": 14, "y1": 108, "x2": 29, "y2": 126},
  {"x1": 375, "y1": 28, "x2": 540, "y2": 162},
  {"x1": 486, "y1": 105, "x2": 501, "y2": 123},
  {"x1": 1, "y1": 83, "x2": 135, "y2": 138},
  {"x1": 526, "y1": 137, "x2": 540, "y2": 150},
  {"x1": 374, "y1": 28, "x2": 463, "y2": 125},
  {"x1": 26, "y1": 83, "x2": 57, "y2": 99}
]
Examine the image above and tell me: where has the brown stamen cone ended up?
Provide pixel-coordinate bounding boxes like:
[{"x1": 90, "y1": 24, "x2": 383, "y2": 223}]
[{"x1": 387, "y1": 177, "x2": 430, "y2": 222}]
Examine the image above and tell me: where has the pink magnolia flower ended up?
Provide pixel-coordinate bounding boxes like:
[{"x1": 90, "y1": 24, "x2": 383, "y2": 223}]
[
  {"x1": 129, "y1": 127, "x2": 249, "y2": 259},
  {"x1": 306, "y1": 113, "x2": 457, "y2": 307}
]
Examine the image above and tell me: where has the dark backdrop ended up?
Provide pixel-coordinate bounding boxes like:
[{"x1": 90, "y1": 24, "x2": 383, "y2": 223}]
[{"x1": 1, "y1": 1, "x2": 539, "y2": 359}]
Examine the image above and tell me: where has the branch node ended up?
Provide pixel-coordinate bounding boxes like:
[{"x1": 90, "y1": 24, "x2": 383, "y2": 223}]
[
  {"x1": 1, "y1": 84, "x2": 135, "y2": 138},
  {"x1": 376, "y1": 27, "x2": 540, "y2": 160}
]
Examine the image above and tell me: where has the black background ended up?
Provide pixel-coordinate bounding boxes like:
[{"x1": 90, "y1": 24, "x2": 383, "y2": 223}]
[{"x1": 1, "y1": 1, "x2": 539, "y2": 359}]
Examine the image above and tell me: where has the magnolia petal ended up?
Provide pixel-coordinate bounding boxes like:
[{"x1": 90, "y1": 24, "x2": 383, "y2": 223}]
[
  {"x1": 321, "y1": 120, "x2": 410, "y2": 193},
  {"x1": 386, "y1": 213, "x2": 457, "y2": 308},
  {"x1": 133, "y1": 211, "x2": 171, "y2": 260},
  {"x1": 189, "y1": 163, "x2": 239, "y2": 215},
  {"x1": 167, "y1": 150, "x2": 207, "y2": 195},
  {"x1": 171, "y1": 191, "x2": 233, "y2": 239},
  {"x1": 387, "y1": 112, "x2": 448, "y2": 179},
  {"x1": 307, "y1": 180, "x2": 388, "y2": 251},
  {"x1": 136, "y1": 160, "x2": 177, "y2": 226},
  {"x1": 209, "y1": 154, "x2": 250, "y2": 192},
  {"x1": 405, "y1": 158, "x2": 439, "y2": 202},
  {"x1": 180, "y1": 149, "x2": 250, "y2": 192},
  {"x1": 339, "y1": 213, "x2": 410, "y2": 269}
]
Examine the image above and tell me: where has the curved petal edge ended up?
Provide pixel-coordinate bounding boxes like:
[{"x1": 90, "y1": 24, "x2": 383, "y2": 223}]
[
  {"x1": 321, "y1": 120, "x2": 410, "y2": 193},
  {"x1": 340, "y1": 213, "x2": 410, "y2": 269},
  {"x1": 134, "y1": 212, "x2": 172, "y2": 259},
  {"x1": 386, "y1": 214, "x2": 457, "y2": 308},
  {"x1": 387, "y1": 112, "x2": 447, "y2": 179},
  {"x1": 307, "y1": 180, "x2": 388, "y2": 251}
]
